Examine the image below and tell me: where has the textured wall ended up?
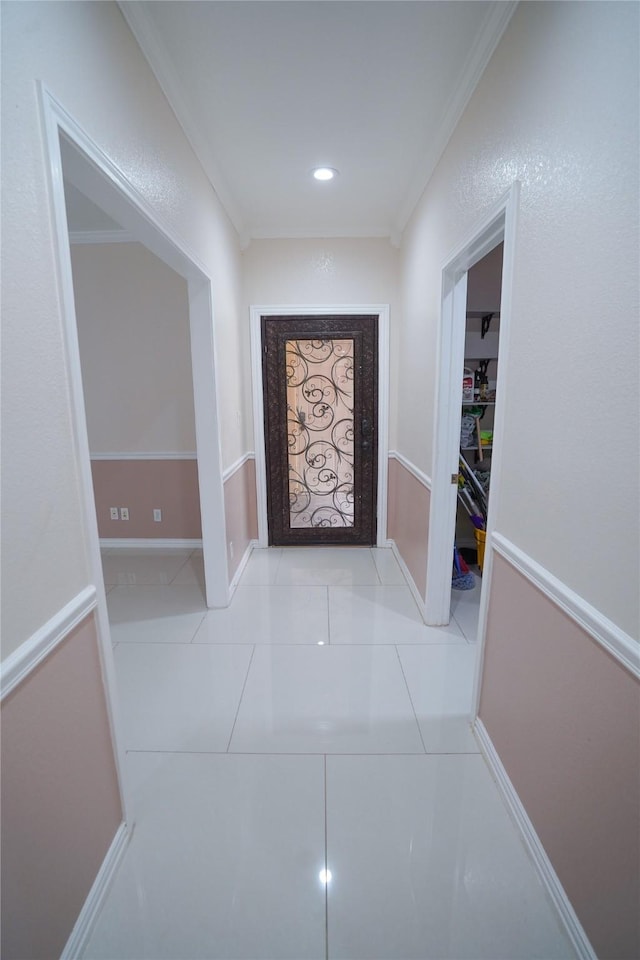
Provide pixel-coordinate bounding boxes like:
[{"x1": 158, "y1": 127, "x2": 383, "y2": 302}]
[
  {"x1": 243, "y1": 237, "x2": 401, "y2": 448},
  {"x1": 1, "y1": 1, "x2": 243, "y2": 655},
  {"x1": 224, "y1": 458, "x2": 259, "y2": 580},
  {"x1": 480, "y1": 554, "x2": 640, "y2": 959},
  {"x1": 399, "y1": 0, "x2": 639, "y2": 636},
  {"x1": 1, "y1": 614, "x2": 122, "y2": 959},
  {"x1": 92, "y1": 459, "x2": 201, "y2": 539},
  {"x1": 387, "y1": 457, "x2": 429, "y2": 598},
  {"x1": 71, "y1": 242, "x2": 196, "y2": 454}
]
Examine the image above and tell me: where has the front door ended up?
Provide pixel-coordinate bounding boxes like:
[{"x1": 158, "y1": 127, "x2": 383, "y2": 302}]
[{"x1": 262, "y1": 315, "x2": 378, "y2": 545}]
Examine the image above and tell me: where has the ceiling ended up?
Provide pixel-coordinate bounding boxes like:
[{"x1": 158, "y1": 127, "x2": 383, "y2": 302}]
[{"x1": 94, "y1": 2, "x2": 516, "y2": 246}]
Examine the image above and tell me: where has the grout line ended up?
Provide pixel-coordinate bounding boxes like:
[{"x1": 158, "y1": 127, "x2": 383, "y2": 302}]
[
  {"x1": 189, "y1": 613, "x2": 208, "y2": 643},
  {"x1": 125, "y1": 748, "x2": 479, "y2": 757},
  {"x1": 225, "y1": 645, "x2": 256, "y2": 752},
  {"x1": 169, "y1": 553, "x2": 193, "y2": 584},
  {"x1": 326, "y1": 586, "x2": 331, "y2": 644},
  {"x1": 324, "y1": 754, "x2": 329, "y2": 960},
  {"x1": 394, "y1": 645, "x2": 428, "y2": 754}
]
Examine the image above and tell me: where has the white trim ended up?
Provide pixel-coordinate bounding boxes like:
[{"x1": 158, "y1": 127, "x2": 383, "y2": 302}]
[
  {"x1": 228, "y1": 540, "x2": 259, "y2": 600},
  {"x1": 68, "y1": 229, "x2": 135, "y2": 245},
  {"x1": 393, "y1": 1, "x2": 518, "y2": 237},
  {"x1": 474, "y1": 720, "x2": 597, "y2": 960},
  {"x1": 426, "y1": 183, "x2": 519, "y2": 635},
  {"x1": 388, "y1": 450, "x2": 432, "y2": 491},
  {"x1": 250, "y1": 304, "x2": 390, "y2": 548},
  {"x1": 60, "y1": 823, "x2": 129, "y2": 960},
  {"x1": 100, "y1": 538, "x2": 202, "y2": 550},
  {"x1": 1, "y1": 586, "x2": 97, "y2": 701},
  {"x1": 90, "y1": 451, "x2": 197, "y2": 461},
  {"x1": 492, "y1": 533, "x2": 640, "y2": 680},
  {"x1": 387, "y1": 539, "x2": 427, "y2": 623},
  {"x1": 223, "y1": 452, "x2": 255, "y2": 484},
  {"x1": 38, "y1": 85, "x2": 230, "y2": 824}
]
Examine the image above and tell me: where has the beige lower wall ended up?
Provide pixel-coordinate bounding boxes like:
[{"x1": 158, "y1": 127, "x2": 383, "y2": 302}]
[
  {"x1": 224, "y1": 458, "x2": 258, "y2": 581},
  {"x1": 387, "y1": 456, "x2": 429, "y2": 599},
  {"x1": 479, "y1": 553, "x2": 640, "y2": 960},
  {"x1": 92, "y1": 459, "x2": 202, "y2": 539},
  {"x1": 1, "y1": 612, "x2": 123, "y2": 960}
]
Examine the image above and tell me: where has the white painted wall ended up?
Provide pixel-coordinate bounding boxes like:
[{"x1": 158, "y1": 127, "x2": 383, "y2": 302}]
[
  {"x1": 1, "y1": 2, "x2": 243, "y2": 656},
  {"x1": 399, "y1": 1, "x2": 639, "y2": 636},
  {"x1": 243, "y1": 237, "x2": 401, "y2": 446},
  {"x1": 71, "y1": 242, "x2": 196, "y2": 453}
]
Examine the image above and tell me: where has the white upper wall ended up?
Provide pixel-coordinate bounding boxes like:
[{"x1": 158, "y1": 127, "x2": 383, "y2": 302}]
[
  {"x1": 71, "y1": 242, "x2": 196, "y2": 454},
  {"x1": 1, "y1": 1, "x2": 243, "y2": 655},
  {"x1": 243, "y1": 237, "x2": 401, "y2": 446},
  {"x1": 399, "y1": 1, "x2": 639, "y2": 636}
]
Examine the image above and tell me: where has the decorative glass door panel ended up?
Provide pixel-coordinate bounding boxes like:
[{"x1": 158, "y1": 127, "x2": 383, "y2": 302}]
[
  {"x1": 286, "y1": 338, "x2": 354, "y2": 529},
  {"x1": 263, "y1": 316, "x2": 377, "y2": 546}
]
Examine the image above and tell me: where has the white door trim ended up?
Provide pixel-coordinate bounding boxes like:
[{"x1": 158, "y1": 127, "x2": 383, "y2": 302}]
[
  {"x1": 250, "y1": 305, "x2": 390, "y2": 547},
  {"x1": 424, "y1": 184, "x2": 520, "y2": 667},
  {"x1": 39, "y1": 85, "x2": 230, "y2": 824}
]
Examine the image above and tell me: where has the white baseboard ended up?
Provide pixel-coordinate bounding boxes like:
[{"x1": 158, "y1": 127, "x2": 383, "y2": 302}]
[
  {"x1": 1, "y1": 585, "x2": 97, "y2": 700},
  {"x1": 228, "y1": 540, "x2": 258, "y2": 600},
  {"x1": 60, "y1": 822, "x2": 129, "y2": 960},
  {"x1": 474, "y1": 719, "x2": 596, "y2": 960},
  {"x1": 99, "y1": 538, "x2": 202, "y2": 550},
  {"x1": 386, "y1": 538, "x2": 428, "y2": 624}
]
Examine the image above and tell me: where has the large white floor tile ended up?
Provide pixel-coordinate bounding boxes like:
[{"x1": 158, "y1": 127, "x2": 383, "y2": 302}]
[
  {"x1": 329, "y1": 584, "x2": 466, "y2": 644},
  {"x1": 325, "y1": 754, "x2": 575, "y2": 960},
  {"x1": 107, "y1": 584, "x2": 207, "y2": 644},
  {"x1": 450, "y1": 574, "x2": 482, "y2": 641},
  {"x1": 239, "y1": 547, "x2": 283, "y2": 584},
  {"x1": 83, "y1": 752, "x2": 326, "y2": 959},
  {"x1": 170, "y1": 550, "x2": 205, "y2": 586},
  {"x1": 193, "y1": 585, "x2": 329, "y2": 644},
  {"x1": 114, "y1": 643, "x2": 253, "y2": 751},
  {"x1": 371, "y1": 547, "x2": 407, "y2": 584},
  {"x1": 276, "y1": 546, "x2": 380, "y2": 585},
  {"x1": 101, "y1": 549, "x2": 192, "y2": 586},
  {"x1": 229, "y1": 645, "x2": 424, "y2": 754},
  {"x1": 397, "y1": 644, "x2": 480, "y2": 753}
]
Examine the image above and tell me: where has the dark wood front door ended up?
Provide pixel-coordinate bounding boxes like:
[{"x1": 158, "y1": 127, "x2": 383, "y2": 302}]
[{"x1": 262, "y1": 315, "x2": 378, "y2": 545}]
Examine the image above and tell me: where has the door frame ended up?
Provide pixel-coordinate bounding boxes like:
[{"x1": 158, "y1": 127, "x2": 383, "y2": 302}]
[
  {"x1": 424, "y1": 183, "x2": 519, "y2": 648},
  {"x1": 40, "y1": 85, "x2": 230, "y2": 826},
  {"x1": 250, "y1": 305, "x2": 389, "y2": 547}
]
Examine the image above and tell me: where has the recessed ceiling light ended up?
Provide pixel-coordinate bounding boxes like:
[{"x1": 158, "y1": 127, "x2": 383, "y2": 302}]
[{"x1": 313, "y1": 167, "x2": 338, "y2": 181}]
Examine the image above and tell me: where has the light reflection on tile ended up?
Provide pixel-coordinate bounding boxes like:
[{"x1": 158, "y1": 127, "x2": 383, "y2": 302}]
[
  {"x1": 114, "y1": 642, "x2": 253, "y2": 752},
  {"x1": 329, "y1": 584, "x2": 466, "y2": 645},
  {"x1": 193, "y1": 585, "x2": 329, "y2": 645},
  {"x1": 276, "y1": 547, "x2": 380, "y2": 585},
  {"x1": 83, "y1": 752, "x2": 326, "y2": 959},
  {"x1": 229, "y1": 645, "x2": 424, "y2": 754},
  {"x1": 101, "y1": 549, "x2": 192, "y2": 586},
  {"x1": 325, "y1": 755, "x2": 575, "y2": 959}
]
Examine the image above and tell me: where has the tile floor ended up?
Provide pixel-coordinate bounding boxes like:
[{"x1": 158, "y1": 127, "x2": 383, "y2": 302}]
[{"x1": 84, "y1": 547, "x2": 574, "y2": 959}]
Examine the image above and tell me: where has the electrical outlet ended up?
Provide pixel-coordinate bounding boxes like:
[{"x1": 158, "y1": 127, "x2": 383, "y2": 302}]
[
  {"x1": 110, "y1": 507, "x2": 119, "y2": 520},
  {"x1": 120, "y1": 507, "x2": 129, "y2": 521},
  {"x1": 153, "y1": 509, "x2": 162, "y2": 522}
]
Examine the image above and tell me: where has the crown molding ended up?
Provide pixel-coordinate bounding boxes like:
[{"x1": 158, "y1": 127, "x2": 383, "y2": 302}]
[
  {"x1": 394, "y1": 1, "x2": 518, "y2": 237},
  {"x1": 117, "y1": 1, "x2": 246, "y2": 239}
]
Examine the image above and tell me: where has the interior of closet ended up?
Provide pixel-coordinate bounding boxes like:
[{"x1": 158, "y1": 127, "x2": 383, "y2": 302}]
[{"x1": 456, "y1": 243, "x2": 503, "y2": 574}]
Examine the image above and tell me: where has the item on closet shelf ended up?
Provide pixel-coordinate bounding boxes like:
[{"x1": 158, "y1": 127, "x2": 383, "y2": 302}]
[
  {"x1": 462, "y1": 368, "x2": 474, "y2": 402},
  {"x1": 475, "y1": 417, "x2": 483, "y2": 460},
  {"x1": 459, "y1": 454, "x2": 488, "y2": 519},
  {"x1": 452, "y1": 545, "x2": 475, "y2": 590},
  {"x1": 460, "y1": 413, "x2": 476, "y2": 448},
  {"x1": 480, "y1": 430, "x2": 493, "y2": 446},
  {"x1": 475, "y1": 529, "x2": 486, "y2": 573}
]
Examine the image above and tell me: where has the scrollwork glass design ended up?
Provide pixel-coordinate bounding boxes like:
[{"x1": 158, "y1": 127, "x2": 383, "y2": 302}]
[{"x1": 286, "y1": 338, "x2": 354, "y2": 528}]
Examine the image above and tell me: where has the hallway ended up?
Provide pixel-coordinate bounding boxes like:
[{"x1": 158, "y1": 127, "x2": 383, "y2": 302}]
[{"x1": 84, "y1": 547, "x2": 574, "y2": 959}]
